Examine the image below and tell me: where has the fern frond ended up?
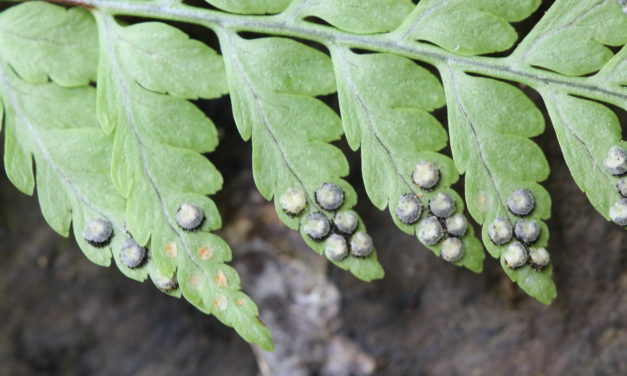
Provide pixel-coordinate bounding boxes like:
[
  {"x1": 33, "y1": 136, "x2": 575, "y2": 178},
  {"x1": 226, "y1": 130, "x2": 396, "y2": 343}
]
[
  {"x1": 596, "y1": 45, "x2": 626, "y2": 90},
  {"x1": 515, "y1": 0, "x2": 627, "y2": 230},
  {"x1": 93, "y1": 13, "x2": 272, "y2": 349},
  {"x1": 511, "y1": 0, "x2": 626, "y2": 76},
  {"x1": 1, "y1": 0, "x2": 626, "y2": 347},
  {"x1": 330, "y1": 48, "x2": 484, "y2": 273},
  {"x1": 285, "y1": 0, "x2": 415, "y2": 33},
  {"x1": 542, "y1": 91, "x2": 624, "y2": 222},
  {"x1": 205, "y1": 0, "x2": 292, "y2": 14},
  {"x1": 0, "y1": 65, "x2": 133, "y2": 273},
  {"x1": 393, "y1": 0, "x2": 542, "y2": 55},
  {"x1": 0, "y1": 2, "x2": 97, "y2": 86},
  {"x1": 441, "y1": 70, "x2": 555, "y2": 303},
  {"x1": 218, "y1": 31, "x2": 384, "y2": 281}
]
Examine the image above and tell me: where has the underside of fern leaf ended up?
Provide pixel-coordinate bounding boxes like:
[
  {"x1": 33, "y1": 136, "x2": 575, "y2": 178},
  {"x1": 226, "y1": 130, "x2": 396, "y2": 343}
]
[
  {"x1": 0, "y1": 0, "x2": 625, "y2": 348},
  {"x1": 218, "y1": 32, "x2": 384, "y2": 280}
]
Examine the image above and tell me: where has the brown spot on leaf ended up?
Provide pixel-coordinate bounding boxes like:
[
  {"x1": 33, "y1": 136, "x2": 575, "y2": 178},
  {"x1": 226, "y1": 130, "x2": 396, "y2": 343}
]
[
  {"x1": 187, "y1": 273, "x2": 204, "y2": 289},
  {"x1": 475, "y1": 191, "x2": 489, "y2": 212},
  {"x1": 198, "y1": 245, "x2": 214, "y2": 260},
  {"x1": 212, "y1": 294, "x2": 227, "y2": 311},
  {"x1": 214, "y1": 270, "x2": 228, "y2": 287},
  {"x1": 164, "y1": 242, "x2": 178, "y2": 258}
]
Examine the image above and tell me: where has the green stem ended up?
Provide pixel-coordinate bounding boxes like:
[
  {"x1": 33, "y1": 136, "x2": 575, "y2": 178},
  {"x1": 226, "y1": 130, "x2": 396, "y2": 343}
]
[{"x1": 43, "y1": 0, "x2": 627, "y2": 108}]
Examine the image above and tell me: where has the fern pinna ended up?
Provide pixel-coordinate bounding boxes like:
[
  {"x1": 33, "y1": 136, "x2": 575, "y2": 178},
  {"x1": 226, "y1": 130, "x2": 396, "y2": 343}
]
[{"x1": 0, "y1": 0, "x2": 625, "y2": 348}]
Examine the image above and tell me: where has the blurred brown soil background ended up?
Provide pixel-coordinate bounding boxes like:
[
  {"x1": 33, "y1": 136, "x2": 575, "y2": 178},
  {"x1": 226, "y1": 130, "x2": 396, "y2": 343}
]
[{"x1": 1, "y1": 1, "x2": 626, "y2": 374}]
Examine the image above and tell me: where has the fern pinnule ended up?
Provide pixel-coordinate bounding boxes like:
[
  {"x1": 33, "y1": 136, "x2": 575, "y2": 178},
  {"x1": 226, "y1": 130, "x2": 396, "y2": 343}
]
[
  {"x1": 331, "y1": 47, "x2": 485, "y2": 273},
  {"x1": 93, "y1": 13, "x2": 272, "y2": 349},
  {"x1": 218, "y1": 31, "x2": 384, "y2": 281}
]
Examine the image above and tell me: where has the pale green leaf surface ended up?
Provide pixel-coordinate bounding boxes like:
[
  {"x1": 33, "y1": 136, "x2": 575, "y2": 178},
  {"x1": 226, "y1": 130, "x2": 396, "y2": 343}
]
[
  {"x1": 205, "y1": 0, "x2": 291, "y2": 14},
  {"x1": 222, "y1": 35, "x2": 337, "y2": 140},
  {"x1": 220, "y1": 32, "x2": 384, "y2": 281},
  {"x1": 331, "y1": 48, "x2": 484, "y2": 272},
  {"x1": 501, "y1": 260, "x2": 556, "y2": 305},
  {"x1": 95, "y1": 14, "x2": 272, "y2": 350},
  {"x1": 399, "y1": 0, "x2": 541, "y2": 55},
  {"x1": 0, "y1": 61, "x2": 153, "y2": 281},
  {"x1": 513, "y1": 0, "x2": 627, "y2": 76},
  {"x1": 521, "y1": 0, "x2": 627, "y2": 228},
  {"x1": 113, "y1": 22, "x2": 227, "y2": 99},
  {"x1": 542, "y1": 89, "x2": 625, "y2": 221},
  {"x1": 594, "y1": 46, "x2": 627, "y2": 94},
  {"x1": 3, "y1": 111, "x2": 34, "y2": 195},
  {"x1": 294, "y1": 0, "x2": 414, "y2": 33},
  {"x1": 0, "y1": 2, "x2": 97, "y2": 86},
  {"x1": 443, "y1": 70, "x2": 555, "y2": 303}
]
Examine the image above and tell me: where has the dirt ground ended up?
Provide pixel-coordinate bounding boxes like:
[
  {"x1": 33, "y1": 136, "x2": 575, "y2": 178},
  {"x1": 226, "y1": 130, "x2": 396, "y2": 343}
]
[{"x1": 0, "y1": 90, "x2": 625, "y2": 376}]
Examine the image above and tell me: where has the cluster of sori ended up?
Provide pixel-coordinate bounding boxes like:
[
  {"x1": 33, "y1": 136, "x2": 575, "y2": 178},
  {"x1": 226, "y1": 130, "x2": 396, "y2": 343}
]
[
  {"x1": 396, "y1": 160, "x2": 469, "y2": 263},
  {"x1": 82, "y1": 202, "x2": 205, "y2": 291},
  {"x1": 279, "y1": 183, "x2": 374, "y2": 262},
  {"x1": 605, "y1": 146, "x2": 627, "y2": 227},
  {"x1": 487, "y1": 189, "x2": 550, "y2": 271}
]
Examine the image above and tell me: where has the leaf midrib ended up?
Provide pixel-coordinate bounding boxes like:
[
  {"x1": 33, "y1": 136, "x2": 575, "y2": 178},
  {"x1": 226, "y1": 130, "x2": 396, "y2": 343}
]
[
  {"x1": 545, "y1": 87, "x2": 615, "y2": 189},
  {"x1": 446, "y1": 69, "x2": 512, "y2": 224},
  {"x1": 99, "y1": 13, "x2": 210, "y2": 280},
  {"x1": 332, "y1": 46, "x2": 417, "y2": 199},
  {"x1": 220, "y1": 29, "x2": 323, "y2": 212}
]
